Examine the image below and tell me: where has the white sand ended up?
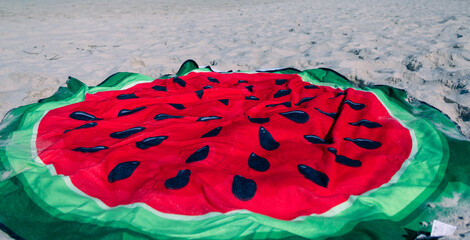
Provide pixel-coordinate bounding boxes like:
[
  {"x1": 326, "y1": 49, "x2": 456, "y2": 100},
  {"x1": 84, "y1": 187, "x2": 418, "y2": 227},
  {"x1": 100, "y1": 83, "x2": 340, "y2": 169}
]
[
  {"x1": 1, "y1": 0, "x2": 469, "y2": 137},
  {"x1": 0, "y1": 0, "x2": 469, "y2": 238}
]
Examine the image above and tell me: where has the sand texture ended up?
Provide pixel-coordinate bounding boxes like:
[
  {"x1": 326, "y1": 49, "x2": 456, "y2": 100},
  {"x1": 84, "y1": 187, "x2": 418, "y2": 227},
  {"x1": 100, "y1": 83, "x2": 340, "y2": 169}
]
[
  {"x1": 1, "y1": 0, "x2": 469, "y2": 137},
  {"x1": 0, "y1": 0, "x2": 469, "y2": 239}
]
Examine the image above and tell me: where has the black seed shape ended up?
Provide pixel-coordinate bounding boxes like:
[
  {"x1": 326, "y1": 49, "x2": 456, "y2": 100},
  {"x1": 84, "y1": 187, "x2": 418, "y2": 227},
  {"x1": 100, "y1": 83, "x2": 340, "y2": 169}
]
[
  {"x1": 154, "y1": 114, "x2": 184, "y2": 121},
  {"x1": 329, "y1": 92, "x2": 345, "y2": 99},
  {"x1": 117, "y1": 93, "x2": 138, "y2": 100},
  {"x1": 219, "y1": 99, "x2": 229, "y2": 105},
  {"x1": 195, "y1": 90, "x2": 204, "y2": 99},
  {"x1": 279, "y1": 110, "x2": 309, "y2": 123},
  {"x1": 315, "y1": 108, "x2": 337, "y2": 119},
  {"x1": 238, "y1": 80, "x2": 248, "y2": 83},
  {"x1": 248, "y1": 116, "x2": 270, "y2": 124},
  {"x1": 173, "y1": 77, "x2": 186, "y2": 87},
  {"x1": 248, "y1": 153, "x2": 270, "y2": 172},
  {"x1": 152, "y1": 85, "x2": 167, "y2": 91},
  {"x1": 259, "y1": 126, "x2": 280, "y2": 151},
  {"x1": 245, "y1": 96, "x2": 259, "y2": 100},
  {"x1": 304, "y1": 135, "x2": 331, "y2": 144},
  {"x1": 344, "y1": 100, "x2": 365, "y2": 110},
  {"x1": 344, "y1": 138, "x2": 381, "y2": 149},
  {"x1": 265, "y1": 102, "x2": 292, "y2": 108},
  {"x1": 73, "y1": 146, "x2": 108, "y2": 153},
  {"x1": 168, "y1": 103, "x2": 185, "y2": 110},
  {"x1": 164, "y1": 169, "x2": 191, "y2": 190},
  {"x1": 327, "y1": 148, "x2": 361, "y2": 167},
  {"x1": 275, "y1": 79, "x2": 288, "y2": 85},
  {"x1": 282, "y1": 102, "x2": 293, "y2": 107},
  {"x1": 64, "y1": 122, "x2": 97, "y2": 133},
  {"x1": 135, "y1": 136, "x2": 168, "y2": 149},
  {"x1": 207, "y1": 77, "x2": 219, "y2": 83},
  {"x1": 273, "y1": 89, "x2": 292, "y2": 98},
  {"x1": 201, "y1": 126, "x2": 222, "y2": 138},
  {"x1": 118, "y1": 106, "x2": 146, "y2": 117},
  {"x1": 69, "y1": 111, "x2": 102, "y2": 121},
  {"x1": 295, "y1": 96, "x2": 316, "y2": 106},
  {"x1": 304, "y1": 84, "x2": 319, "y2": 89},
  {"x1": 186, "y1": 145, "x2": 209, "y2": 163},
  {"x1": 232, "y1": 175, "x2": 257, "y2": 201},
  {"x1": 245, "y1": 85, "x2": 254, "y2": 92},
  {"x1": 298, "y1": 164, "x2": 329, "y2": 188},
  {"x1": 108, "y1": 161, "x2": 140, "y2": 183},
  {"x1": 264, "y1": 103, "x2": 277, "y2": 108},
  {"x1": 197, "y1": 116, "x2": 222, "y2": 121},
  {"x1": 203, "y1": 85, "x2": 213, "y2": 89},
  {"x1": 110, "y1": 127, "x2": 145, "y2": 139},
  {"x1": 349, "y1": 119, "x2": 382, "y2": 128}
]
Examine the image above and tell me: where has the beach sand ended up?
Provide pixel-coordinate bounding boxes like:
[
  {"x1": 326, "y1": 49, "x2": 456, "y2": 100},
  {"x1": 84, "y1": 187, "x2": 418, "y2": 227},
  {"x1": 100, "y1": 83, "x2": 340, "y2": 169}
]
[{"x1": 0, "y1": 0, "x2": 469, "y2": 239}]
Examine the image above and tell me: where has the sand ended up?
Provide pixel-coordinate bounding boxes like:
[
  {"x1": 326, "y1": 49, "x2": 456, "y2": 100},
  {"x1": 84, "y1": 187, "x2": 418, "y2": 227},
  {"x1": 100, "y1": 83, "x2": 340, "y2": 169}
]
[
  {"x1": 0, "y1": 0, "x2": 469, "y2": 238},
  {"x1": 1, "y1": 0, "x2": 469, "y2": 137}
]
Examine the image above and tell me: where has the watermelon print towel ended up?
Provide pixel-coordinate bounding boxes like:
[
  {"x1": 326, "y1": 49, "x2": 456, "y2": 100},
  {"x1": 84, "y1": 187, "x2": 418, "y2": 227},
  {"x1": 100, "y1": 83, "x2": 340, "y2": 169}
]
[{"x1": 0, "y1": 60, "x2": 469, "y2": 240}]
